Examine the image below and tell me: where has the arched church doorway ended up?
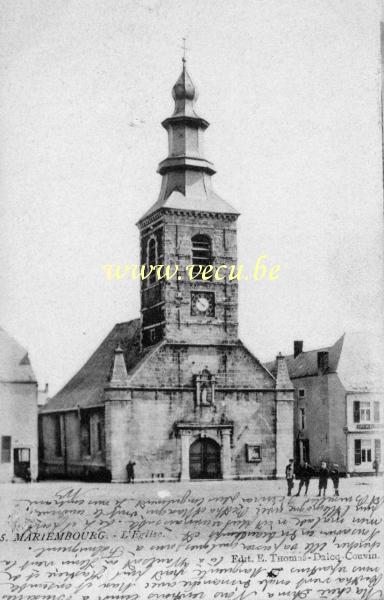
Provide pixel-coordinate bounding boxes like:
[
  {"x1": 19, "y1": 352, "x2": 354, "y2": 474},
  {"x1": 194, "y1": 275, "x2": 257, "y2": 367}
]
[{"x1": 189, "y1": 437, "x2": 221, "y2": 479}]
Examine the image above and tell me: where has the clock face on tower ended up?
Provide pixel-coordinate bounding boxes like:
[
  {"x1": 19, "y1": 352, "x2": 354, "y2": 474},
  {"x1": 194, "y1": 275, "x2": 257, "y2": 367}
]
[{"x1": 191, "y1": 292, "x2": 215, "y2": 317}]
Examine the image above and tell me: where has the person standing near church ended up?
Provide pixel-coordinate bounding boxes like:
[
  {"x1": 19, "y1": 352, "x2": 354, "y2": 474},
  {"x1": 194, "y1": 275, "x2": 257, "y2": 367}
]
[
  {"x1": 126, "y1": 460, "x2": 136, "y2": 483},
  {"x1": 330, "y1": 463, "x2": 340, "y2": 496},
  {"x1": 285, "y1": 458, "x2": 295, "y2": 496},
  {"x1": 318, "y1": 461, "x2": 329, "y2": 496},
  {"x1": 295, "y1": 461, "x2": 314, "y2": 496}
]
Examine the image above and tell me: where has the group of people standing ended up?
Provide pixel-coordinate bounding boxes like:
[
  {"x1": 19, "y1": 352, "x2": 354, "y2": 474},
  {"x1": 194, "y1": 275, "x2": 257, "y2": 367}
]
[{"x1": 285, "y1": 458, "x2": 340, "y2": 497}]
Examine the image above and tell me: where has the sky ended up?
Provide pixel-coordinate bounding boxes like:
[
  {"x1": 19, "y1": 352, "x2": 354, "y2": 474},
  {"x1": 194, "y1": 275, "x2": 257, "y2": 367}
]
[{"x1": 0, "y1": 0, "x2": 383, "y2": 395}]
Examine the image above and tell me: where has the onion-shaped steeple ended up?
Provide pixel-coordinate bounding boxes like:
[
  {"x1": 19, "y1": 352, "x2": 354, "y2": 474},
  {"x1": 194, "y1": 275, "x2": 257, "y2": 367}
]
[
  {"x1": 138, "y1": 61, "x2": 239, "y2": 223},
  {"x1": 158, "y1": 61, "x2": 214, "y2": 176},
  {"x1": 171, "y1": 63, "x2": 199, "y2": 118}
]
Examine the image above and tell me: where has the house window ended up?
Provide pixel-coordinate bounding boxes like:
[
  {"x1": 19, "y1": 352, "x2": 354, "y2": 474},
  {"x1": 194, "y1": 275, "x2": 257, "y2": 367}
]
[
  {"x1": 1, "y1": 436, "x2": 11, "y2": 463},
  {"x1": 17, "y1": 448, "x2": 30, "y2": 462},
  {"x1": 96, "y1": 420, "x2": 103, "y2": 452},
  {"x1": 353, "y1": 400, "x2": 372, "y2": 424},
  {"x1": 54, "y1": 416, "x2": 62, "y2": 457},
  {"x1": 298, "y1": 389, "x2": 305, "y2": 399},
  {"x1": 375, "y1": 439, "x2": 381, "y2": 462},
  {"x1": 361, "y1": 439, "x2": 372, "y2": 463},
  {"x1": 81, "y1": 412, "x2": 91, "y2": 456},
  {"x1": 355, "y1": 439, "x2": 372, "y2": 465},
  {"x1": 299, "y1": 408, "x2": 305, "y2": 430},
  {"x1": 191, "y1": 234, "x2": 212, "y2": 279},
  {"x1": 360, "y1": 402, "x2": 371, "y2": 422}
]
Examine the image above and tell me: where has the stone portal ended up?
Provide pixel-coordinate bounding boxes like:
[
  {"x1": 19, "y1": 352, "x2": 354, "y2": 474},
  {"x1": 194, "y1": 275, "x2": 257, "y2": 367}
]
[{"x1": 190, "y1": 437, "x2": 221, "y2": 479}]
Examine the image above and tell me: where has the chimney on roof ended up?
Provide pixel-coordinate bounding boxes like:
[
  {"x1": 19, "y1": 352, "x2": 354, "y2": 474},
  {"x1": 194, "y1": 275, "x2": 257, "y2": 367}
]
[
  {"x1": 317, "y1": 351, "x2": 329, "y2": 374},
  {"x1": 294, "y1": 340, "x2": 303, "y2": 358}
]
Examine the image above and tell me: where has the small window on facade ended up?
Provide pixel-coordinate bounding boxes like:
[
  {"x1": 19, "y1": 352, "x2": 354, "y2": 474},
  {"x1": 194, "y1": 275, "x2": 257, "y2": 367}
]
[
  {"x1": 1, "y1": 436, "x2": 11, "y2": 463},
  {"x1": 81, "y1": 412, "x2": 91, "y2": 456},
  {"x1": 298, "y1": 389, "x2": 305, "y2": 399},
  {"x1": 299, "y1": 408, "x2": 305, "y2": 430},
  {"x1": 54, "y1": 416, "x2": 62, "y2": 457}
]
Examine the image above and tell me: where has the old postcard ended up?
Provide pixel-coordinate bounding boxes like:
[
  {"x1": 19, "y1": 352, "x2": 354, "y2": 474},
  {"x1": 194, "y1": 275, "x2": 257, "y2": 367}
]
[{"x1": 0, "y1": 1, "x2": 383, "y2": 599}]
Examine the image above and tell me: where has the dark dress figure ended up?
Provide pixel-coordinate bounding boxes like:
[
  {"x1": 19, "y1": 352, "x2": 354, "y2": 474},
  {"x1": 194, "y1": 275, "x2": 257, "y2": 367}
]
[
  {"x1": 318, "y1": 462, "x2": 329, "y2": 496},
  {"x1": 330, "y1": 464, "x2": 340, "y2": 496},
  {"x1": 285, "y1": 459, "x2": 295, "y2": 496},
  {"x1": 296, "y1": 462, "x2": 314, "y2": 496},
  {"x1": 24, "y1": 466, "x2": 31, "y2": 483},
  {"x1": 126, "y1": 461, "x2": 136, "y2": 483}
]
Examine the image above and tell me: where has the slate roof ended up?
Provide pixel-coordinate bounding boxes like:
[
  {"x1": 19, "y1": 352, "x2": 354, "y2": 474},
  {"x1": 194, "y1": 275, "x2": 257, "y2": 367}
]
[
  {"x1": 266, "y1": 332, "x2": 384, "y2": 391},
  {"x1": 265, "y1": 335, "x2": 344, "y2": 379},
  {"x1": 41, "y1": 319, "x2": 143, "y2": 412},
  {"x1": 139, "y1": 187, "x2": 239, "y2": 222},
  {"x1": 0, "y1": 327, "x2": 36, "y2": 383},
  {"x1": 336, "y1": 332, "x2": 384, "y2": 392}
]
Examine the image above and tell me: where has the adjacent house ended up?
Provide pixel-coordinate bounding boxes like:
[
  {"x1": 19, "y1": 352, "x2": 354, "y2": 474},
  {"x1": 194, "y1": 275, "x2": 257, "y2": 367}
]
[
  {"x1": 267, "y1": 332, "x2": 384, "y2": 475},
  {"x1": 0, "y1": 327, "x2": 38, "y2": 482}
]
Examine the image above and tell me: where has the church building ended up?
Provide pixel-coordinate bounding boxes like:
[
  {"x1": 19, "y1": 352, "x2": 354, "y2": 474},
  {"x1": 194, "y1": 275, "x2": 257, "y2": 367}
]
[{"x1": 39, "y1": 62, "x2": 294, "y2": 482}]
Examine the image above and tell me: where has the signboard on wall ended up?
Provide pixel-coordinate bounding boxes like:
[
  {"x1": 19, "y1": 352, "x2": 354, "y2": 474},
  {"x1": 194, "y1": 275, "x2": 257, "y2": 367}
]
[{"x1": 246, "y1": 444, "x2": 262, "y2": 462}]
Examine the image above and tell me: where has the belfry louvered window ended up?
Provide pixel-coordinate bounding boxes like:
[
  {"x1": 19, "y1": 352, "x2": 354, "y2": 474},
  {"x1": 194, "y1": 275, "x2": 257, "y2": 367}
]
[
  {"x1": 192, "y1": 234, "x2": 211, "y2": 265},
  {"x1": 147, "y1": 237, "x2": 158, "y2": 285},
  {"x1": 191, "y1": 234, "x2": 212, "y2": 279}
]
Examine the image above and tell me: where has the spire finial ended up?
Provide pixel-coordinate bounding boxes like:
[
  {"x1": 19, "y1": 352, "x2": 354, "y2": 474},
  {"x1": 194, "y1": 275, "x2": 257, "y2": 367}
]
[{"x1": 181, "y1": 37, "x2": 187, "y2": 66}]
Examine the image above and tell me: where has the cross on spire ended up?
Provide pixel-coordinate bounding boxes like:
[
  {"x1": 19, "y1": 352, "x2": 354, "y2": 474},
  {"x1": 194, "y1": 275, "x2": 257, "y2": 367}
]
[{"x1": 181, "y1": 37, "x2": 188, "y2": 65}]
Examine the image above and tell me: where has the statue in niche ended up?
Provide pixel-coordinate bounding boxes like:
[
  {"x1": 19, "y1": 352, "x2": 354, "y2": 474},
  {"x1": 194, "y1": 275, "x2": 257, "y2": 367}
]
[
  {"x1": 195, "y1": 368, "x2": 215, "y2": 406},
  {"x1": 200, "y1": 385, "x2": 208, "y2": 404}
]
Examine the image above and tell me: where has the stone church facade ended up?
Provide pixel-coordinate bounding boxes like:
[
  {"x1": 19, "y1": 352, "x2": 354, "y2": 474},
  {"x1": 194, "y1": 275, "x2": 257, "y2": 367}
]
[{"x1": 40, "y1": 63, "x2": 294, "y2": 482}]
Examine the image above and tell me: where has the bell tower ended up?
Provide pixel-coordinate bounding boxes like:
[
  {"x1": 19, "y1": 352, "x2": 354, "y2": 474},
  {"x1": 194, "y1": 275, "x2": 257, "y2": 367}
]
[{"x1": 137, "y1": 61, "x2": 240, "y2": 348}]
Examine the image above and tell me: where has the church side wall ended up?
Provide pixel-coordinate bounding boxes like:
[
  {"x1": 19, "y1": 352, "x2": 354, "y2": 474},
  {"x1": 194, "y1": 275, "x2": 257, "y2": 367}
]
[{"x1": 40, "y1": 408, "x2": 106, "y2": 480}]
